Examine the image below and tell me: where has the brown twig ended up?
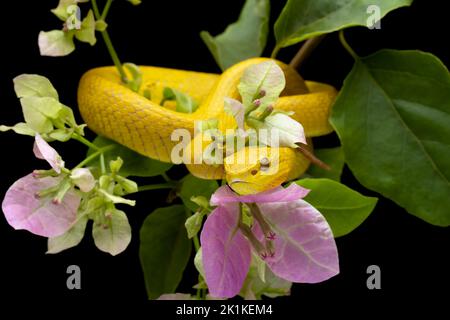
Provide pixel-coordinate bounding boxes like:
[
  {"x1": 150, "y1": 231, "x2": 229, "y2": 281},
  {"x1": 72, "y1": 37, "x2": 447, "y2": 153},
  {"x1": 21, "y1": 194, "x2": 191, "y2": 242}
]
[
  {"x1": 296, "y1": 143, "x2": 331, "y2": 170},
  {"x1": 289, "y1": 35, "x2": 326, "y2": 70}
]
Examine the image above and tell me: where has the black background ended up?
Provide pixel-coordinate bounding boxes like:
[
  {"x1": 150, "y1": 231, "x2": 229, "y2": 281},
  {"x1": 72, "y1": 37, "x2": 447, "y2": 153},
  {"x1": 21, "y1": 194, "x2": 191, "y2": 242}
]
[{"x1": 0, "y1": 0, "x2": 448, "y2": 307}]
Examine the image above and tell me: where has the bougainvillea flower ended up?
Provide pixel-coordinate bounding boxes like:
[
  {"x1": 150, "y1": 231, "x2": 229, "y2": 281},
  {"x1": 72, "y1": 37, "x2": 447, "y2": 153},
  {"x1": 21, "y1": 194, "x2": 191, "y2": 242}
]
[
  {"x1": 33, "y1": 133, "x2": 65, "y2": 173},
  {"x1": 2, "y1": 134, "x2": 79, "y2": 237},
  {"x1": 200, "y1": 184, "x2": 339, "y2": 298},
  {"x1": 2, "y1": 174, "x2": 80, "y2": 237},
  {"x1": 70, "y1": 168, "x2": 95, "y2": 192}
]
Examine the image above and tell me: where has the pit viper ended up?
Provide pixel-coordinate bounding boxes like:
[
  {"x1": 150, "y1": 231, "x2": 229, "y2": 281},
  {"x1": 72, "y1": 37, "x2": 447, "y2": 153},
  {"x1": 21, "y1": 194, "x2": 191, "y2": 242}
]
[{"x1": 78, "y1": 58, "x2": 337, "y2": 195}]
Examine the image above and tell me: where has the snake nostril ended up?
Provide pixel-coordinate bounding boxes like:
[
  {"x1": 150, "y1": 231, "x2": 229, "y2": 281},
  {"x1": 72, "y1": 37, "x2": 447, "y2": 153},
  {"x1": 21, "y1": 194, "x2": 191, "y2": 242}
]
[{"x1": 251, "y1": 169, "x2": 258, "y2": 176}]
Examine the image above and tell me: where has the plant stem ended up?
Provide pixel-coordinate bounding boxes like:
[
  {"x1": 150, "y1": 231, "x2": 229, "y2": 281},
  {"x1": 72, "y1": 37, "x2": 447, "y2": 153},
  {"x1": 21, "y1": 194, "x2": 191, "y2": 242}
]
[
  {"x1": 201, "y1": 288, "x2": 207, "y2": 300},
  {"x1": 239, "y1": 221, "x2": 265, "y2": 254},
  {"x1": 92, "y1": 0, "x2": 128, "y2": 82},
  {"x1": 101, "y1": 31, "x2": 128, "y2": 82},
  {"x1": 72, "y1": 133, "x2": 100, "y2": 150},
  {"x1": 339, "y1": 30, "x2": 359, "y2": 60},
  {"x1": 101, "y1": 0, "x2": 113, "y2": 20},
  {"x1": 289, "y1": 35, "x2": 325, "y2": 69},
  {"x1": 248, "y1": 203, "x2": 272, "y2": 237},
  {"x1": 193, "y1": 234, "x2": 200, "y2": 252},
  {"x1": 100, "y1": 153, "x2": 106, "y2": 174},
  {"x1": 137, "y1": 183, "x2": 176, "y2": 192},
  {"x1": 271, "y1": 45, "x2": 281, "y2": 59},
  {"x1": 161, "y1": 172, "x2": 172, "y2": 182},
  {"x1": 91, "y1": 0, "x2": 101, "y2": 17},
  {"x1": 73, "y1": 145, "x2": 114, "y2": 169}
]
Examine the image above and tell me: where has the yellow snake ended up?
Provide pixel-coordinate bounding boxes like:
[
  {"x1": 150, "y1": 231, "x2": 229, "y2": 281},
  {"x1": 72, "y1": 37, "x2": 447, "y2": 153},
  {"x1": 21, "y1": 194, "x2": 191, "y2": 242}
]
[{"x1": 78, "y1": 58, "x2": 337, "y2": 195}]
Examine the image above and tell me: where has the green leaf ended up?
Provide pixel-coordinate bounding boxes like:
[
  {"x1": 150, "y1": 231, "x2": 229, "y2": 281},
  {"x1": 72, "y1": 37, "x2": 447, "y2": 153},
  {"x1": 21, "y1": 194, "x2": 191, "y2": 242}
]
[
  {"x1": 47, "y1": 215, "x2": 88, "y2": 254},
  {"x1": 296, "y1": 178, "x2": 378, "y2": 237},
  {"x1": 92, "y1": 209, "x2": 131, "y2": 256},
  {"x1": 51, "y1": 0, "x2": 76, "y2": 21},
  {"x1": 200, "y1": 0, "x2": 270, "y2": 70},
  {"x1": 47, "y1": 128, "x2": 73, "y2": 142},
  {"x1": 249, "y1": 112, "x2": 306, "y2": 148},
  {"x1": 306, "y1": 147, "x2": 345, "y2": 181},
  {"x1": 51, "y1": 0, "x2": 89, "y2": 21},
  {"x1": 179, "y1": 174, "x2": 218, "y2": 212},
  {"x1": 185, "y1": 210, "x2": 206, "y2": 239},
  {"x1": 58, "y1": 104, "x2": 81, "y2": 130},
  {"x1": 139, "y1": 205, "x2": 192, "y2": 299},
  {"x1": 238, "y1": 60, "x2": 285, "y2": 111},
  {"x1": 162, "y1": 87, "x2": 199, "y2": 113},
  {"x1": 75, "y1": 9, "x2": 96, "y2": 46},
  {"x1": 84, "y1": 196, "x2": 105, "y2": 218},
  {"x1": 20, "y1": 97, "x2": 64, "y2": 133},
  {"x1": 13, "y1": 74, "x2": 59, "y2": 100},
  {"x1": 123, "y1": 63, "x2": 143, "y2": 92},
  {"x1": 0, "y1": 123, "x2": 35, "y2": 136},
  {"x1": 274, "y1": 0, "x2": 413, "y2": 49},
  {"x1": 88, "y1": 136, "x2": 172, "y2": 177},
  {"x1": 240, "y1": 256, "x2": 291, "y2": 300},
  {"x1": 194, "y1": 248, "x2": 205, "y2": 278},
  {"x1": 330, "y1": 50, "x2": 450, "y2": 226},
  {"x1": 16, "y1": 93, "x2": 83, "y2": 138},
  {"x1": 25, "y1": 97, "x2": 64, "y2": 119},
  {"x1": 190, "y1": 196, "x2": 210, "y2": 210},
  {"x1": 38, "y1": 30, "x2": 75, "y2": 57}
]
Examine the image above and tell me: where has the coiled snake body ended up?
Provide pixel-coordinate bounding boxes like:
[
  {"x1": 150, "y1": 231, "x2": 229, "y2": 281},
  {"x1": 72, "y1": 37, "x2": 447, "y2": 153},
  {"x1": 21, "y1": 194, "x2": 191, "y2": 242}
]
[{"x1": 78, "y1": 58, "x2": 337, "y2": 194}]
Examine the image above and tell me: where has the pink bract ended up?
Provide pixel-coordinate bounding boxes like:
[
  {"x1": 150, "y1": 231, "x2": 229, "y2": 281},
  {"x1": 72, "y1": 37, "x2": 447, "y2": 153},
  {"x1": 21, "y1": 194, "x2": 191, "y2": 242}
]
[
  {"x1": 254, "y1": 200, "x2": 339, "y2": 283},
  {"x1": 2, "y1": 173, "x2": 80, "y2": 237},
  {"x1": 201, "y1": 184, "x2": 339, "y2": 298},
  {"x1": 200, "y1": 202, "x2": 251, "y2": 298},
  {"x1": 33, "y1": 134, "x2": 65, "y2": 173}
]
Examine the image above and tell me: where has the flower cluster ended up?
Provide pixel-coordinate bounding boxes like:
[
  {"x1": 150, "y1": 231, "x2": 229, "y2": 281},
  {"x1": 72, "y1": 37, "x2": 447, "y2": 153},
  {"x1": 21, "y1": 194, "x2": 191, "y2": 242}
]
[
  {"x1": 224, "y1": 60, "x2": 307, "y2": 148},
  {"x1": 38, "y1": 0, "x2": 141, "y2": 57},
  {"x1": 200, "y1": 183, "x2": 339, "y2": 298},
  {"x1": 39, "y1": 0, "x2": 96, "y2": 57},
  {"x1": 1, "y1": 74, "x2": 137, "y2": 255},
  {"x1": 193, "y1": 60, "x2": 308, "y2": 169}
]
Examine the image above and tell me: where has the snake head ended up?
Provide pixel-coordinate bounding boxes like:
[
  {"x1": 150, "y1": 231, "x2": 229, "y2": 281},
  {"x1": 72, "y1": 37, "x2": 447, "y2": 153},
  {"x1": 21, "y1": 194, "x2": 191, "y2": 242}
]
[{"x1": 224, "y1": 146, "x2": 293, "y2": 195}]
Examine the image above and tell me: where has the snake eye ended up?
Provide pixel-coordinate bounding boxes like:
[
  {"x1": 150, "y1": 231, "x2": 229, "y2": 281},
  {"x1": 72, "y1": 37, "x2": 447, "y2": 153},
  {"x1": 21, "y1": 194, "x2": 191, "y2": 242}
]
[
  {"x1": 260, "y1": 157, "x2": 270, "y2": 166},
  {"x1": 251, "y1": 169, "x2": 258, "y2": 176},
  {"x1": 259, "y1": 157, "x2": 271, "y2": 171}
]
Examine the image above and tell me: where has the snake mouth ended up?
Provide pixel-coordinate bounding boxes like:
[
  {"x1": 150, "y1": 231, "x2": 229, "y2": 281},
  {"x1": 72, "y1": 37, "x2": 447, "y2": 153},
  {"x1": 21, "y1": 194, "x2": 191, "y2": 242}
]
[
  {"x1": 227, "y1": 179, "x2": 261, "y2": 195},
  {"x1": 228, "y1": 179, "x2": 254, "y2": 185}
]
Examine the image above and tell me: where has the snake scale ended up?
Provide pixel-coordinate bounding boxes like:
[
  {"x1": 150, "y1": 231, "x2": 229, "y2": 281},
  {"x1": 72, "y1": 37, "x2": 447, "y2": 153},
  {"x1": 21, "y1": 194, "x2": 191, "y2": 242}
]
[{"x1": 78, "y1": 58, "x2": 337, "y2": 194}]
